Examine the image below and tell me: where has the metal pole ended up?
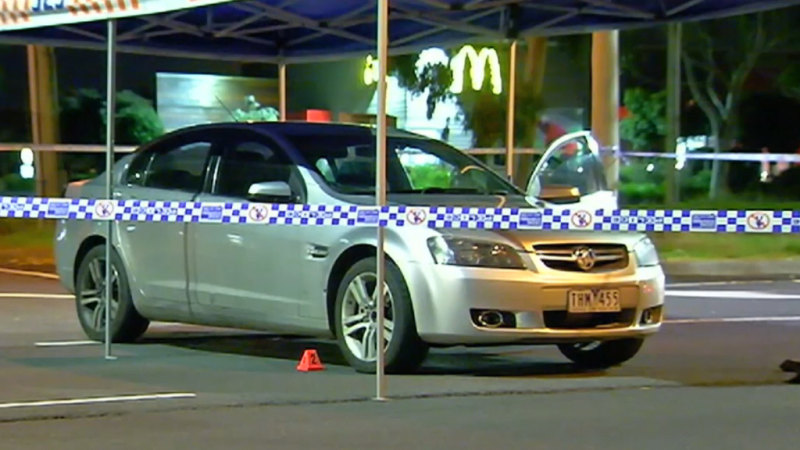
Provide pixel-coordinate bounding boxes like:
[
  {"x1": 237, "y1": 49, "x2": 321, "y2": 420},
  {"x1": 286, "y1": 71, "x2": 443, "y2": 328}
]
[
  {"x1": 374, "y1": 0, "x2": 389, "y2": 401},
  {"x1": 278, "y1": 62, "x2": 287, "y2": 121},
  {"x1": 104, "y1": 20, "x2": 117, "y2": 361},
  {"x1": 505, "y1": 40, "x2": 517, "y2": 180}
]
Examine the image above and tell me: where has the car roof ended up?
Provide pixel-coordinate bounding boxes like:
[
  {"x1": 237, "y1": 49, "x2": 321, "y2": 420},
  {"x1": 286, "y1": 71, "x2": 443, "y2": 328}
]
[{"x1": 169, "y1": 121, "x2": 428, "y2": 141}]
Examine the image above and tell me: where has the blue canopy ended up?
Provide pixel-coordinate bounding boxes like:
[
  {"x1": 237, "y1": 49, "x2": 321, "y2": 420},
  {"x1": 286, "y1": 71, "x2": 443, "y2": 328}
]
[{"x1": 1, "y1": 0, "x2": 799, "y2": 63}]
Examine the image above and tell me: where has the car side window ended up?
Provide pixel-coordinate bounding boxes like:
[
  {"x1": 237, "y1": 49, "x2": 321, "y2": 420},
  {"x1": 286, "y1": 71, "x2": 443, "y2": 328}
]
[
  {"x1": 126, "y1": 151, "x2": 154, "y2": 187},
  {"x1": 140, "y1": 141, "x2": 212, "y2": 192},
  {"x1": 215, "y1": 139, "x2": 293, "y2": 199}
]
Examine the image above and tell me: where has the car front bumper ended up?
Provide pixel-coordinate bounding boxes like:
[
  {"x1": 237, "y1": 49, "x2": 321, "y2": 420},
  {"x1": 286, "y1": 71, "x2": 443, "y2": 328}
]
[{"x1": 404, "y1": 260, "x2": 665, "y2": 346}]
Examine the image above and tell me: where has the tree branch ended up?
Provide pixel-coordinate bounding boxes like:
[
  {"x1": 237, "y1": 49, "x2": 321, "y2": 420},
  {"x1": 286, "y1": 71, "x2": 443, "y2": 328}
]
[
  {"x1": 683, "y1": 50, "x2": 721, "y2": 131},
  {"x1": 702, "y1": 43, "x2": 726, "y2": 118},
  {"x1": 725, "y1": 13, "x2": 767, "y2": 115}
]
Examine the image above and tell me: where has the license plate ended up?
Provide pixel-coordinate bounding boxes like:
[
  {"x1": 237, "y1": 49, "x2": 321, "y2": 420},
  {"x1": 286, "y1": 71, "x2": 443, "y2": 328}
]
[{"x1": 567, "y1": 289, "x2": 621, "y2": 313}]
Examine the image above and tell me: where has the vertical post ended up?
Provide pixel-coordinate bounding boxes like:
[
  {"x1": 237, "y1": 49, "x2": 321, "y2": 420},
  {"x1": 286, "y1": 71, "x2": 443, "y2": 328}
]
[
  {"x1": 104, "y1": 20, "x2": 117, "y2": 361},
  {"x1": 591, "y1": 30, "x2": 620, "y2": 191},
  {"x1": 374, "y1": 0, "x2": 389, "y2": 402},
  {"x1": 505, "y1": 40, "x2": 518, "y2": 181},
  {"x1": 278, "y1": 62, "x2": 287, "y2": 121},
  {"x1": 26, "y1": 45, "x2": 61, "y2": 199},
  {"x1": 665, "y1": 23, "x2": 682, "y2": 204},
  {"x1": 513, "y1": 36, "x2": 547, "y2": 188}
]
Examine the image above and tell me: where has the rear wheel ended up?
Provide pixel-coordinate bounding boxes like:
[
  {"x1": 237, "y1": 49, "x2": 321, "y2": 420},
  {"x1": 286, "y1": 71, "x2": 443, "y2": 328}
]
[
  {"x1": 557, "y1": 338, "x2": 644, "y2": 368},
  {"x1": 334, "y1": 257, "x2": 428, "y2": 373},
  {"x1": 75, "y1": 245, "x2": 149, "y2": 342}
]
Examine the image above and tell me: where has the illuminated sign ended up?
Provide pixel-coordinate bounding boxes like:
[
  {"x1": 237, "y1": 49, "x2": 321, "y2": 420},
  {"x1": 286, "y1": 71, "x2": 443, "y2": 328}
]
[
  {"x1": 19, "y1": 148, "x2": 34, "y2": 179},
  {"x1": 363, "y1": 45, "x2": 502, "y2": 95},
  {"x1": 449, "y1": 46, "x2": 502, "y2": 95}
]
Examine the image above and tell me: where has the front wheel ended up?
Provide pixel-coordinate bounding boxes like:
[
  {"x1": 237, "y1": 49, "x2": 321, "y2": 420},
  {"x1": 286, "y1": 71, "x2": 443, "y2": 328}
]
[
  {"x1": 75, "y1": 245, "x2": 149, "y2": 342},
  {"x1": 557, "y1": 338, "x2": 645, "y2": 368},
  {"x1": 334, "y1": 257, "x2": 428, "y2": 373}
]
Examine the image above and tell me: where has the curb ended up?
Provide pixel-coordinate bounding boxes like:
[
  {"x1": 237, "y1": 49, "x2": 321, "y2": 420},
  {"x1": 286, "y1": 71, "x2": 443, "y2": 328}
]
[
  {"x1": 663, "y1": 259, "x2": 800, "y2": 281},
  {"x1": 0, "y1": 267, "x2": 60, "y2": 280}
]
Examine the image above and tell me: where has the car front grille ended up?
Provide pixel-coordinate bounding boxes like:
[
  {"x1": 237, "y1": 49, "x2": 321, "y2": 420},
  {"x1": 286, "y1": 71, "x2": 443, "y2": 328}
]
[
  {"x1": 543, "y1": 309, "x2": 636, "y2": 329},
  {"x1": 533, "y1": 244, "x2": 628, "y2": 273}
]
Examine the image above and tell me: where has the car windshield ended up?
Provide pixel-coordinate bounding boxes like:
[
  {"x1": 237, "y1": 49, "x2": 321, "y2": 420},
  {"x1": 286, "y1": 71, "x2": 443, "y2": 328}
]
[{"x1": 286, "y1": 134, "x2": 522, "y2": 196}]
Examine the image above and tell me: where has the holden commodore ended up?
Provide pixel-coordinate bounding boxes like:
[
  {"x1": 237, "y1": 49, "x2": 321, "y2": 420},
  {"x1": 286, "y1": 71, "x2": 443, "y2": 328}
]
[{"x1": 54, "y1": 122, "x2": 664, "y2": 373}]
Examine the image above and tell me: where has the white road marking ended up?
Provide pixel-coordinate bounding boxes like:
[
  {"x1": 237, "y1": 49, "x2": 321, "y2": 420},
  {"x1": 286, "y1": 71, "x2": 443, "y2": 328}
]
[
  {"x1": 666, "y1": 290, "x2": 800, "y2": 300},
  {"x1": 0, "y1": 393, "x2": 196, "y2": 410},
  {"x1": 0, "y1": 293, "x2": 74, "y2": 299},
  {"x1": 0, "y1": 267, "x2": 59, "y2": 280},
  {"x1": 35, "y1": 340, "x2": 99, "y2": 347},
  {"x1": 667, "y1": 280, "x2": 776, "y2": 288},
  {"x1": 665, "y1": 316, "x2": 800, "y2": 324}
]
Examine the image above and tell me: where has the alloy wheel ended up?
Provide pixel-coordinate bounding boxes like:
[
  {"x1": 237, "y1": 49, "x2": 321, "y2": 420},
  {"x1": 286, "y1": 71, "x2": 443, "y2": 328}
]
[
  {"x1": 340, "y1": 272, "x2": 395, "y2": 362},
  {"x1": 77, "y1": 257, "x2": 120, "y2": 333}
]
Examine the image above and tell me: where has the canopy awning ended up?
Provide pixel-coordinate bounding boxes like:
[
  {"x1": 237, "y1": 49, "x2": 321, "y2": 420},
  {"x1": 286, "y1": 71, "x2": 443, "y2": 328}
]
[{"x1": 1, "y1": 1, "x2": 799, "y2": 63}]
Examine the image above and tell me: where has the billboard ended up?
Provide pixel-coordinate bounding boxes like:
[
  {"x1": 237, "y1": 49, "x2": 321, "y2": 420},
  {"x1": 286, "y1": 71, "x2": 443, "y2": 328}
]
[{"x1": 156, "y1": 72, "x2": 278, "y2": 132}]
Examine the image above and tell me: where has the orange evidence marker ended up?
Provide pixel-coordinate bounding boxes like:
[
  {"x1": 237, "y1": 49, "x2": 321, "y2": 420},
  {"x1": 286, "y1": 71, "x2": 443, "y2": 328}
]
[{"x1": 296, "y1": 349, "x2": 325, "y2": 372}]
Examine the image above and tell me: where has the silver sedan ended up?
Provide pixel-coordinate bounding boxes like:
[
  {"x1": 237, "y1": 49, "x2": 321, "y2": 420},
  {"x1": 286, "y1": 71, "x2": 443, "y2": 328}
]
[{"x1": 54, "y1": 122, "x2": 664, "y2": 373}]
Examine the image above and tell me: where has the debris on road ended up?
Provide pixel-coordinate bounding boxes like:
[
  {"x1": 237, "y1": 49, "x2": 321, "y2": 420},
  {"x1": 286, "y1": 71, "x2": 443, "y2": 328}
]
[{"x1": 779, "y1": 359, "x2": 800, "y2": 384}]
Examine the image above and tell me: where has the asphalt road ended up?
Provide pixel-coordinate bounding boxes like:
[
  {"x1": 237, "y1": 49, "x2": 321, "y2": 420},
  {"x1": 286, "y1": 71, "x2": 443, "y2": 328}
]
[{"x1": 0, "y1": 270, "x2": 798, "y2": 449}]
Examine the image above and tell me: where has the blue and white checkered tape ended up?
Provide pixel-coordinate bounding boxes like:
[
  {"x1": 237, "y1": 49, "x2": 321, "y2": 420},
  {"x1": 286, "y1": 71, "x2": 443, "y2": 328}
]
[{"x1": 2, "y1": 196, "x2": 799, "y2": 233}]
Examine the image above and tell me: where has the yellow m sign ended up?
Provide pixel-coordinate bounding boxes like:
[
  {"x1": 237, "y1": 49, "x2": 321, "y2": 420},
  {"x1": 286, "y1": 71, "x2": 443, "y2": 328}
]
[
  {"x1": 362, "y1": 45, "x2": 502, "y2": 96},
  {"x1": 449, "y1": 45, "x2": 502, "y2": 95}
]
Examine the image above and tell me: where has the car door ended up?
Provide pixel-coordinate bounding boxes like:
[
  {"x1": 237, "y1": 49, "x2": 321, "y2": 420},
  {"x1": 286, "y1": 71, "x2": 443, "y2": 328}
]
[
  {"x1": 526, "y1": 131, "x2": 617, "y2": 211},
  {"x1": 117, "y1": 134, "x2": 215, "y2": 318},
  {"x1": 188, "y1": 130, "x2": 307, "y2": 326}
]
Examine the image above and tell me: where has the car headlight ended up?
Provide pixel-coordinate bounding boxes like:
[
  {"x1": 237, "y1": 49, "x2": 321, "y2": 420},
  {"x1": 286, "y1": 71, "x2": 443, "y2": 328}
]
[
  {"x1": 427, "y1": 236, "x2": 525, "y2": 269},
  {"x1": 633, "y1": 237, "x2": 660, "y2": 267}
]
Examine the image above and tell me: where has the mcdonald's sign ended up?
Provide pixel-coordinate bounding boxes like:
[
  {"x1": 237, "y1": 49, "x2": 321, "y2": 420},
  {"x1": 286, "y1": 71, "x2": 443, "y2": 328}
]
[
  {"x1": 449, "y1": 45, "x2": 502, "y2": 95},
  {"x1": 363, "y1": 45, "x2": 502, "y2": 96}
]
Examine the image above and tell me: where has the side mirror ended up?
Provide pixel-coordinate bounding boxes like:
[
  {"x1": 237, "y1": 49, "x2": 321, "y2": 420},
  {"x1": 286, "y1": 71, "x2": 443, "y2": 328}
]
[
  {"x1": 248, "y1": 181, "x2": 293, "y2": 202},
  {"x1": 538, "y1": 185, "x2": 581, "y2": 204}
]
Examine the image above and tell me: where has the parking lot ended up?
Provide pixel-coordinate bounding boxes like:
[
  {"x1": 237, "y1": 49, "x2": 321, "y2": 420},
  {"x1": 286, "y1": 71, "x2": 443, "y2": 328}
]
[{"x1": 1, "y1": 270, "x2": 798, "y2": 425}]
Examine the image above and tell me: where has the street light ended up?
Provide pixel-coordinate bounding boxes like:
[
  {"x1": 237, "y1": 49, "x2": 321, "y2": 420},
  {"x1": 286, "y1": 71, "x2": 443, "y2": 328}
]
[{"x1": 19, "y1": 147, "x2": 34, "y2": 179}]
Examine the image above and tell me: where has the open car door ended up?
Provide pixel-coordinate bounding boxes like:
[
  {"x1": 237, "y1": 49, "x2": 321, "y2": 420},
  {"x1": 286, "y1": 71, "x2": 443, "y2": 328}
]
[{"x1": 526, "y1": 131, "x2": 617, "y2": 210}]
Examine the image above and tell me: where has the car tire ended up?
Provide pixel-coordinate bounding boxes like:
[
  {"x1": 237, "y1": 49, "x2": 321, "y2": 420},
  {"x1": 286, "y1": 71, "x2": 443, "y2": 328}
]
[
  {"x1": 557, "y1": 338, "x2": 644, "y2": 368},
  {"x1": 334, "y1": 257, "x2": 428, "y2": 374},
  {"x1": 75, "y1": 245, "x2": 149, "y2": 342}
]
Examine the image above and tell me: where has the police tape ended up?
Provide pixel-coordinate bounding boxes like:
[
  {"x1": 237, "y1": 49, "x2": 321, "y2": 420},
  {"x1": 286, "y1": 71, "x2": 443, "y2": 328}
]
[
  {"x1": 618, "y1": 151, "x2": 800, "y2": 163},
  {"x1": 1, "y1": 196, "x2": 798, "y2": 233}
]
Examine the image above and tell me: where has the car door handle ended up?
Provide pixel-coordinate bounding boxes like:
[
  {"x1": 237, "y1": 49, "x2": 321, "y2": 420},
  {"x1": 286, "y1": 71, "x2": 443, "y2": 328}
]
[{"x1": 126, "y1": 225, "x2": 137, "y2": 232}]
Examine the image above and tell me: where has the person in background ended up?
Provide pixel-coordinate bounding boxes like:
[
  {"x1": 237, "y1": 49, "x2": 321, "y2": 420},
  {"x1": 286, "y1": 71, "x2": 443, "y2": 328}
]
[
  {"x1": 440, "y1": 117, "x2": 451, "y2": 143},
  {"x1": 760, "y1": 147, "x2": 771, "y2": 183}
]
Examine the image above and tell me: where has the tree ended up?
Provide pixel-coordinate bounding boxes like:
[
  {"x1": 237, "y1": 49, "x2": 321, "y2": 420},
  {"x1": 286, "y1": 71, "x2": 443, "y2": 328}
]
[
  {"x1": 778, "y1": 64, "x2": 800, "y2": 101},
  {"x1": 60, "y1": 88, "x2": 164, "y2": 145},
  {"x1": 681, "y1": 10, "x2": 797, "y2": 198},
  {"x1": 389, "y1": 38, "x2": 549, "y2": 187},
  {"x1": 60, "y1": 88, "x2": 104, "y2": 144},
  {"x1": 620, "y1": 88, "x2": 666, "y2": 150},
  {"x1": 113, "y1": 90, "x2": 166, "y2": 145},
  {"x1": 60, "y1": 88, "x2": 164, "y2": 180}
]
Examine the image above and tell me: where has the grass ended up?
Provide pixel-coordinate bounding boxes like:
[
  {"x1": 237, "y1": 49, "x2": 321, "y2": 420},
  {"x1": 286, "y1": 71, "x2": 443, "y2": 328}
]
[
  {"x1": 651, "y1": 233, "x2": 800, "y2": 261},
  {"x1": 0, "y1": 219, "x2": 57, "y2": 271}
]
